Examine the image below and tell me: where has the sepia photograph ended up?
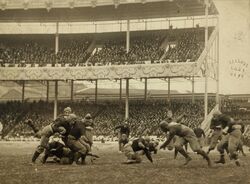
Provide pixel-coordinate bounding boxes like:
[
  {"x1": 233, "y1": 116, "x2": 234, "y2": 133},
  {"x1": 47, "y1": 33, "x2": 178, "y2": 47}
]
[{"x1": 0, "y1": 0, "x2": 249, "y2": 183}]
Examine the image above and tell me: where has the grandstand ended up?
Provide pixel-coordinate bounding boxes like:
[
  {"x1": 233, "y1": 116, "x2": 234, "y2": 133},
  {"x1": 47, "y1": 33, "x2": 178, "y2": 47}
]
[
  {"x1": 0, "y1": 0, "x2": 248, "y2": 141},
  {"x1": 0, "y1": 0, "x2": 222, "y2": 138},
  {"x1": 0, "y1": 1, "x2": 250, "y2": 184}
]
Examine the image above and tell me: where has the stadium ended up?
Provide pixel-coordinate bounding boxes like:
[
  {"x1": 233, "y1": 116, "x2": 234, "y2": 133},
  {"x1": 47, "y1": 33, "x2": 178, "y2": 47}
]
[{"x1": 0, "y1": 0, "x2": 249, "y2": 183}]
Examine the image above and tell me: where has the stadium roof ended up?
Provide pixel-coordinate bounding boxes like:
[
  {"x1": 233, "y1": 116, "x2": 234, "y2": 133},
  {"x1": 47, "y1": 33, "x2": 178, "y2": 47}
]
[{"x1": 0, "y1": 0, "x2": 218, "y2": 22}]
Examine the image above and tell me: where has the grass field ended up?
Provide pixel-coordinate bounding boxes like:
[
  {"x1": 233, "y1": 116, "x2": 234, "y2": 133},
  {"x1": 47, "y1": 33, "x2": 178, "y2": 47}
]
[{"x1": 0, "y1": 141, "x2": 250, "y2": 184}]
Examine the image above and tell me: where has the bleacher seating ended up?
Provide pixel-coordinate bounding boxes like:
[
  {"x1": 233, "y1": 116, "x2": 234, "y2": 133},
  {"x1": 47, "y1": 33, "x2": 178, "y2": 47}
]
[
  {"x1": 0, "y1": 99, "x2": 215, "y2": 138},
  {"x1": 0, "y1": 28, "x2": 210, "y2": 67}
]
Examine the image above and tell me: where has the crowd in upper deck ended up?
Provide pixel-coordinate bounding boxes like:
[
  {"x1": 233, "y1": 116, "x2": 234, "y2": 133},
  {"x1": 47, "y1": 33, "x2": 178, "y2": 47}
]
[{"x1": 0, "y1": 28, "x2": 207, "y2": 67}]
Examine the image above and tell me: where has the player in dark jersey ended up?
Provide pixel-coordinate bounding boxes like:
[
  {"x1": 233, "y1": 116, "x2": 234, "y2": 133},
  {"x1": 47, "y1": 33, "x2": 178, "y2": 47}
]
[
  {"x1": 207, "y1": 111, "x2": 231, "y2": 154},
  {"x1": 159, "y1": 119, "x2": 211, "y2": 167},
  {"x1": 115, "y1": 121, "x2": 130, "y2": 152},
  {"x1": 148, "y1": 140, "x2": 159, "y2": 154},
  {"x1": 215, "y1": 118, "x2": 245, "y2": 166},
  {"x1": 81, "y1": 107, "x2": 106, "y2": 151},
  {"x1": 30, "y1": 107, "x2": 73, "y2": 163},
  {"x1": 123, "y1": 137, "x2": 155, "y2": 164},
  {"x1": 66, "y1": 114, "x2": 93, "y2": 165},
  {"x1": 26, "y1": 111, "x2": 97, "y2": 165}
]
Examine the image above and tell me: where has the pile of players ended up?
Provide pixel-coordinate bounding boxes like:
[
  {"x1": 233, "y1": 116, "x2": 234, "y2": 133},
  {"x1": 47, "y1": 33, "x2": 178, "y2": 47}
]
[
  {"x1": 28, "y1": 106, "x2": 245, "y2": 167},
  {"x1": 28, "y1": 107, "x2": 98, "y2": 165}
]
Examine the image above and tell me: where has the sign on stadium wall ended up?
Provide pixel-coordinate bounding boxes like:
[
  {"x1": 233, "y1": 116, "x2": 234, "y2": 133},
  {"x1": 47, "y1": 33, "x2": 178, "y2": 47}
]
[
  {"x1": 0, "y1": 63, "x2": 200, "y2": 80},
  {"x1": 229, "y1": 59, "x2": 249, "y2": 79}
]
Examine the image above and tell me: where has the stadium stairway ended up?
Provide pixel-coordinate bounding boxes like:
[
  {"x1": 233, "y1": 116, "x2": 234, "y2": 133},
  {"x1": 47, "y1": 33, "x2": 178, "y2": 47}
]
[{"x1": 159, "y1": 37, "x2": 169, "y2": 62}]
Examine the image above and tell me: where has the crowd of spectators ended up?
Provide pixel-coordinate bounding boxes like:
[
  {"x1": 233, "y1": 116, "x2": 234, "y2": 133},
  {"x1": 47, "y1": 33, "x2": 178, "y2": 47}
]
[
  {"x1": 0, "y1": 39, "x2": 91, "y2": 67},
  {"x1": 56, "y1": 39, "x2": 91, "y2": 66},
  {"x1": 221, "y1": 99, "x2": 250, "y2": 122},
  {"x1": 88, "y1": 33, "x2": 165, "y2": 65},
  {"x1": 0, "y1": 99, "x2": 215, "y2": 139},
  {"x1": 0, "y1": 28, "x2": 206, "y2": 67},
  {"x1": 0, "y1": 100, "x2": 53, "y2": 138},
  {"x1": 163, "y1": 29, "x2": 204, "y2": 63},
  {"x1": 0, "y1": 42, "x2": 55, "y2": 67},
  {"x1": 1, "y1": 97, "x2": 249, "y2": 147}
]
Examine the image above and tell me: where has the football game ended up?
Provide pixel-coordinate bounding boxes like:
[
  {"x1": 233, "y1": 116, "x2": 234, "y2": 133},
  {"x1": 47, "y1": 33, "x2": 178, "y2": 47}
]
[{"x1": 0, "y1": 0, "x2": 250, "y2": 183}]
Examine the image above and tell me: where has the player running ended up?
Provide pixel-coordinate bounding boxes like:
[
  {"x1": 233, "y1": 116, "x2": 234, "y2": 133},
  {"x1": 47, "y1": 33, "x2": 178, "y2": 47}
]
[
  {"x1": 159, "y1": 118, "x2": 211, "y2": 167},
  {"x1": 215, "y1": 118, "x2": 245, "y2": 166},
  {"x1": 207, "y1": 110, "x2": 230, "y2": 154}
]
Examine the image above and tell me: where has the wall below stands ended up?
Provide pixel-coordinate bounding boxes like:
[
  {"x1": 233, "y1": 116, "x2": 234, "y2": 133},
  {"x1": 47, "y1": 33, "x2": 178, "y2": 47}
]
[{"x1": 0, "y1": 62, "x2": 199, "y2": 80}]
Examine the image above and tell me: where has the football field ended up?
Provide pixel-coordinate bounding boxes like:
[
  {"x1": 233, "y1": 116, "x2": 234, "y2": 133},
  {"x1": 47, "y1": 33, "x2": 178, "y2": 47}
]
[{"x1": 0, "y1": 141, "x2": 249, "y2": 184}]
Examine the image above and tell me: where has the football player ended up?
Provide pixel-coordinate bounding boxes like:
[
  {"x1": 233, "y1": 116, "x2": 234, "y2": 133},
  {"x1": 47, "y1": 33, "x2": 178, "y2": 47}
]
[{"x1": 159, "y1": 118, "x2": 211, "y2": 167}]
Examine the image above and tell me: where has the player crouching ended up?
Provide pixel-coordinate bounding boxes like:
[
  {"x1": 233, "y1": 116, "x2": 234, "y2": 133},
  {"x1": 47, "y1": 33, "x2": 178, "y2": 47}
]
[
  {"x1": 123, "y1": 137, "x2": 158, "y2": 164},
  {"x1": 41, "y1": 141, "x2": 75, "y2": 164},
  {"x1": 41, "y1": 140, "x2": 99, "y2": 165}
]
